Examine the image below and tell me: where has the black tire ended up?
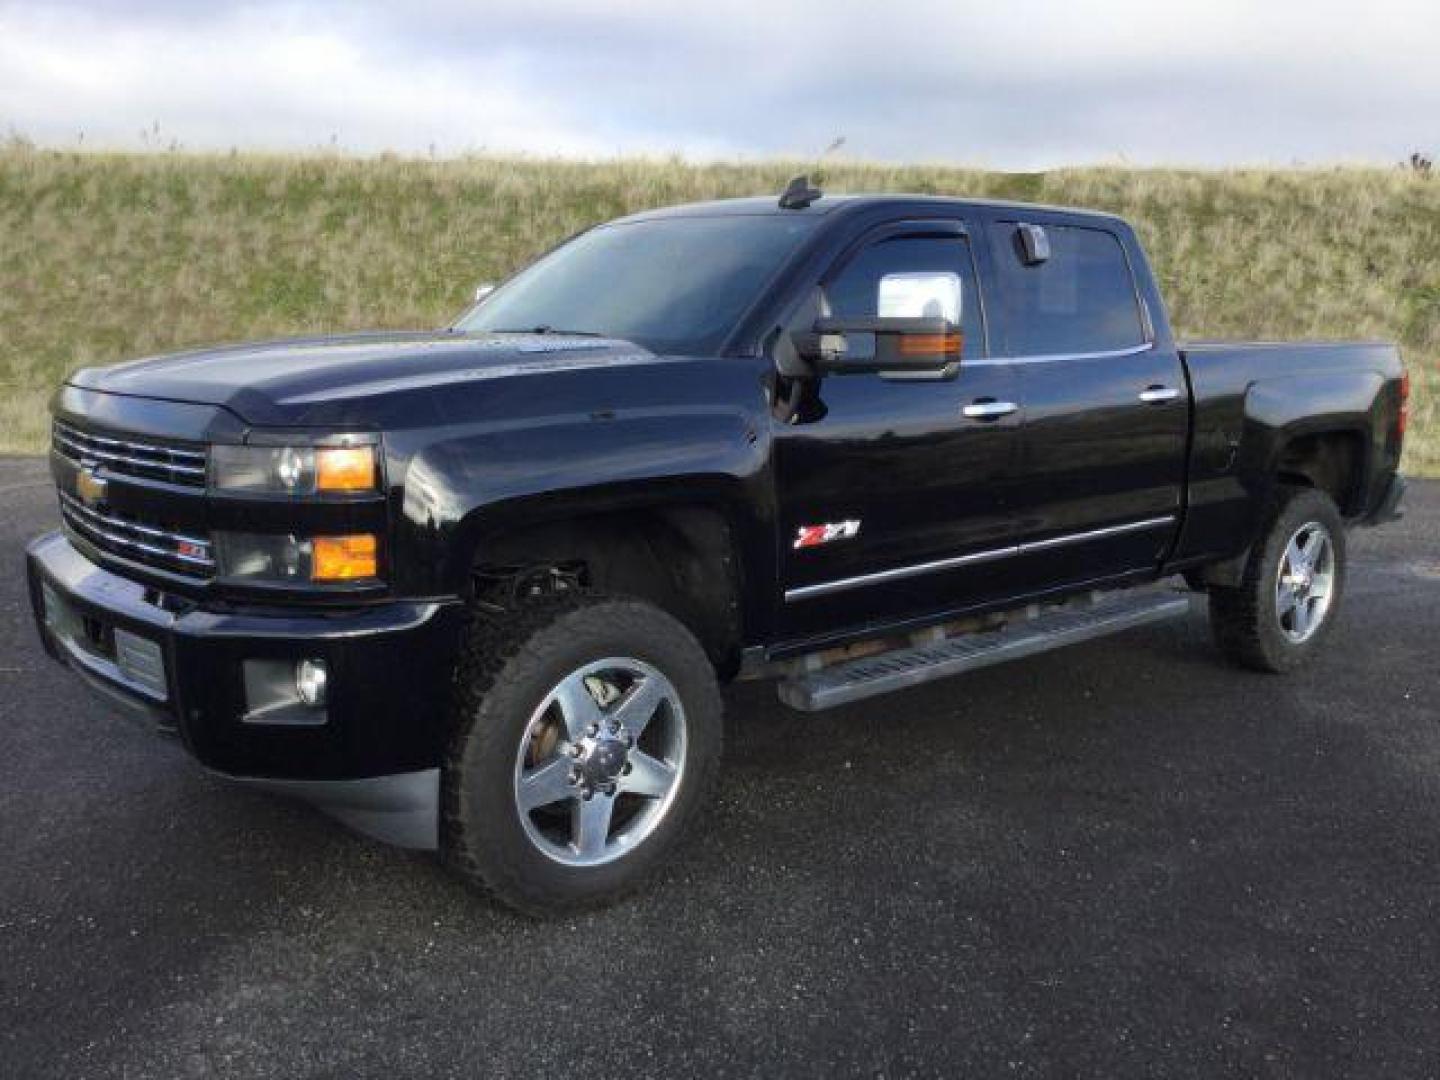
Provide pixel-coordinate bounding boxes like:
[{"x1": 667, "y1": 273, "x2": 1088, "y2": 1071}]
[
  {"x1": 1208, "y1": 486, "x2": 1347, "y2": 673},
  {"x1": 441, "y1": 593, "x2": 722, "y2": 915}
]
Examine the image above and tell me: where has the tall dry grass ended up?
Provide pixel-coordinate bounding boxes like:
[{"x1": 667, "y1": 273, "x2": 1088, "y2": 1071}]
[{"x1": 1, "y1": 147, "x2": 1436, "y2": 472}]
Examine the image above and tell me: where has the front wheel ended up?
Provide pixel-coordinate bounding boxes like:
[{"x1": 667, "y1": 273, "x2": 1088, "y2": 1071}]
[
  {"x1": 442, "y1": 595, "x2": 722, "y2": 915},
  {"x1": 1208, "y1": 486, "x2": 1347, "y2": 672}
]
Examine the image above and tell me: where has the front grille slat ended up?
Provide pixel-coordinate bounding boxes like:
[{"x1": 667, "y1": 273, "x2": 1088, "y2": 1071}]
[
  {"x1": 60, "y1": 492, "x2": 212, "y2": 560},
  {"x1": 53, "y1": 432, "x2": 207, "y2": 477},
  {"x1": 53, "y1": 420, "x2": 208, "y2": 487},
  {"x1": 60, "y1": 491, "x2": 214, "y2": 578}
]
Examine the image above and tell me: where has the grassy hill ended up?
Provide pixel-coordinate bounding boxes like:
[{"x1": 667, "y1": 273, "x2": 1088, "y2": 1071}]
[{"x1": 1, "y1": 147, "x2": 1435, "y2": 474}]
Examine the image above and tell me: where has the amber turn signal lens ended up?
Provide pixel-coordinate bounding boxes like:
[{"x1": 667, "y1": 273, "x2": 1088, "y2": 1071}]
[
  {"x1": 315, "y1": 446, "x2": 377, "y2": 492},
  {"x1": 311, "y1": 534, "x2": 378, "y2": 581},
  {"x1": 898, "y1": 332, "x2": 963, "y2": 357},
  {"x1": 1399, "y1": 370, "x2": 1410, "y2": 438}
]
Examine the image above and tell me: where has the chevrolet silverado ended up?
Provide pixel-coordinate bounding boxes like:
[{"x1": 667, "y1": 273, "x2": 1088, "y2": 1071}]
[{"x1": 26, "y1": 178, "x2": 1408, "y2": 913}]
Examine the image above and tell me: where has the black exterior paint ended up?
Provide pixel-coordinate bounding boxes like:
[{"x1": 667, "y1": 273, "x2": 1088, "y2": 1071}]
[
  {"x1": 26, "y1": 194, "x2": 1407, "y2": 781},
  {"x1": 999, "y1": 211, "x2": 1191, "y2": 590}
]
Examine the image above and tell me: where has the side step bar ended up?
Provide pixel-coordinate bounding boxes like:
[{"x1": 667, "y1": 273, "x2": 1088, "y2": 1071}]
[{"x1": 777, "y1": 590, "x2": 1192, "y2": 712}]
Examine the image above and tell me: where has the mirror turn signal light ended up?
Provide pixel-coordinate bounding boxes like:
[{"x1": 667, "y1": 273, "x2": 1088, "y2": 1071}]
[
  {"x1": 315, "y1": 446, "x2": 377, "y2": 492},
  {"x1": 312, "y1": 534, "x2": 378, "y2": 581},
  {"x1": 898, "y1": 331, "x2": 963, "y2": 357}
]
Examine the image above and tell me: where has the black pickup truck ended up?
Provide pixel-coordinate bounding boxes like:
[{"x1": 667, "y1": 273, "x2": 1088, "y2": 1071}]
[{"x1": 26, "y1": 179, "x2": 1408, "y2": 913}]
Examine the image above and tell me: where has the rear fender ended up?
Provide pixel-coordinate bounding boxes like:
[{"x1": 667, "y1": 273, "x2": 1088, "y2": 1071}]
[{"x1": 1240, "y1": 371, "x2": 1384, "y2": 508}]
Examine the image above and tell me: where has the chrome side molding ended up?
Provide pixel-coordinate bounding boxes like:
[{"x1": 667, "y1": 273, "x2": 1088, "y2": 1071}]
[{"x1": 785, "y1": 515, "x2": 1176, "y2": 602}]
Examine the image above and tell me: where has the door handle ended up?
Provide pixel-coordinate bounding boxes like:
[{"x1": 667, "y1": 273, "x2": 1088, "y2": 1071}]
[
  {"x1": 962, "y1": 400, "x2": 1018, "y2": 420},
  {"x1": 1138, "y1": 385, "x2": 1180, "y2": 403}
]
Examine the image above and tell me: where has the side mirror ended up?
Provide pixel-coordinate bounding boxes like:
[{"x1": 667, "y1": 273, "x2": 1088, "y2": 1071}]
[
  {"x1": 794, "y1": 316, "x2": 962, "y2": 376},
  {"x1": 473, "y1": 283, "x2": 496, "y2": 303},
  {"x1": 791, "y1": 270, "x2": 963, "y2": 377}
]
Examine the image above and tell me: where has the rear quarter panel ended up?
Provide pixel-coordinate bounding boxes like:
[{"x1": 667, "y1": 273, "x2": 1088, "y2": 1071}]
[{"x1": 1174, "y1": 341, "x2": 1404, "y2": 565}]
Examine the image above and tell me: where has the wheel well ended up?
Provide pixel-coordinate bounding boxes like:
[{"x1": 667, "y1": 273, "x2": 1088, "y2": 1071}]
[
  {"x1": 1276, "y1": 431, "x2": 1365, "y2": 516},
  {"x1": 469, "y1": 505, "x2": 743, "y2": 677}
]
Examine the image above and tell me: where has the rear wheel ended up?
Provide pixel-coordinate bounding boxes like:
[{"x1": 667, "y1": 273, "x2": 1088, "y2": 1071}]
[
  {"x1": 442, "y1": 595, "x2": 722, "y2": 915},
  {"x1": 1208, "y1": 486, "x2": 1347, "y2": 672}
]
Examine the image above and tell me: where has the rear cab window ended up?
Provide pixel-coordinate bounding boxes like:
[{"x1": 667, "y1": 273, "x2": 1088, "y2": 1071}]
[{"x1": 988, "y1": 221, "x2": 1147, "y2": 357}]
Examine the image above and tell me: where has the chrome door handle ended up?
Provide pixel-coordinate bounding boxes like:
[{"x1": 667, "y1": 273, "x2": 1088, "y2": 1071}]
[
  {"x1": 962, "y1": 401, "x2": 1018, "y2": 419},
  {"x1": 1138, "y1": 386, "x2": 1180, "y2": 403}
]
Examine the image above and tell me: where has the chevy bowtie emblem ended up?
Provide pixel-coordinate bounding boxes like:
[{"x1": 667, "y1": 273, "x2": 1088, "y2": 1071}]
[
  {"x1": 75, "y1": 466, "x2": 108, "y2": 508},
  {"x1": 794, "y1": 520, "x2": 862, "y2": 549}
]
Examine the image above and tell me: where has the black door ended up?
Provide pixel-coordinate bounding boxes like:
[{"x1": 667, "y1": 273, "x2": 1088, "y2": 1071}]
[
  {"x1": 987, "y1": 219, "x2": 1188, "y2": 588},
  {"x1": 773, "y1": 220, "x2": 1024, "y2": 645}
]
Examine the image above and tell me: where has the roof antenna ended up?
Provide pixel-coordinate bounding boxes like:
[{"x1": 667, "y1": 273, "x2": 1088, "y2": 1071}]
[{"x1": 779, "y1": 174, "x2": 822, "y2": 210}]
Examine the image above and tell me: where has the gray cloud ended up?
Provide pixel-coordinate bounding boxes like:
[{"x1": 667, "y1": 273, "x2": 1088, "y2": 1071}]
[{"x1": 1, "y1": 0, "x2": 1435, "y2": 166}]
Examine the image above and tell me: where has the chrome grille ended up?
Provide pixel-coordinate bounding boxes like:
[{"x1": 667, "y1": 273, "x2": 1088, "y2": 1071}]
[
  {"x1": 59, "y1": 490, "x2": 215, "y2": 578},
  {"x1": 52, "y1": 419, "x2": 208, "y2": 488}
]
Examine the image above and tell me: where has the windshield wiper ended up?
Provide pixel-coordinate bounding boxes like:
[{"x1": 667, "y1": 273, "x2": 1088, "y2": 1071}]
[{"x1": 490, "y1": 326, "x2": 606, "y2": 337}]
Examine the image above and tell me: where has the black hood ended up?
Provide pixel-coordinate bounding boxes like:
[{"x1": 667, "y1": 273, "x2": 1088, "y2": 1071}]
[{"x1": 68, "y1": 331, "x2": 667, "y2": 426}]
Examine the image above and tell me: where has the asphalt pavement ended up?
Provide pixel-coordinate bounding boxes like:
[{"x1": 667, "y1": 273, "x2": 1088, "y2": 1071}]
[{"x1": 2, "y1": 455, "x2": 1438, "y2": 1079}]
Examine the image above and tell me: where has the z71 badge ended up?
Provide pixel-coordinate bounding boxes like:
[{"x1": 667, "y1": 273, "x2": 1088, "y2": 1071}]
[{"x1": 793, "y1": 520, "x2": 862, "y2": 550}]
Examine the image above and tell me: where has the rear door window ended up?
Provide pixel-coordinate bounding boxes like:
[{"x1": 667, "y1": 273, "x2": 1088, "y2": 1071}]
[{"x1": 989, "y1": 223, "x2": 1146, "y2": 356}]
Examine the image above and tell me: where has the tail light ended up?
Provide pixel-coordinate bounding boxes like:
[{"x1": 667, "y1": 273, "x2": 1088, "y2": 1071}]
[{"x1": 1398, "y1": 370, "x2": 1411, "y2": 440}]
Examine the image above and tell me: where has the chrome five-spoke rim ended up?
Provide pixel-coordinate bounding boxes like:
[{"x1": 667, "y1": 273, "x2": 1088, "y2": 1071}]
[
  {"x1": 513, "y1": 657, "x2": 687, "y2": 867},
  {"x1": 1275, "y1": 521, "x2": 1336, "y2": 644}
]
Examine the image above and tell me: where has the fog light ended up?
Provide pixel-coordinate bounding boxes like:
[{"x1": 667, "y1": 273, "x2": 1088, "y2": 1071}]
[{"x1": 296, "y1": 659, "x2": 328, "y2": 706}]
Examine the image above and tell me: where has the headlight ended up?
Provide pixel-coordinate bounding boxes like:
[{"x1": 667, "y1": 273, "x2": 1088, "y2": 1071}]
[
  {"x1": 215, "y1": 532, "x2": 380, "y2": 584},
  {"x1": 211, "y1": 442, "x2": 378, "y2": 495}
]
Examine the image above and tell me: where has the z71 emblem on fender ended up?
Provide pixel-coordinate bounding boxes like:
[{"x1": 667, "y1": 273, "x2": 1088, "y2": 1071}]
[{"x1": 794, "y1": 520, "x2": 862, "y2": 550}]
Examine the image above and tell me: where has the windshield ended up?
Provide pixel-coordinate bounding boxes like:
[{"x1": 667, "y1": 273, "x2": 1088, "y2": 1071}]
[{"x1": 455, "y1": 215, "x2": 820, "y2": 354}]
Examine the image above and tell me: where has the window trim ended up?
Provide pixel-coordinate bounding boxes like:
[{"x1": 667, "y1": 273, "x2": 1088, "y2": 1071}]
[{"x1": 965, "y1": 342, "x2": 1155, "y2": 367}]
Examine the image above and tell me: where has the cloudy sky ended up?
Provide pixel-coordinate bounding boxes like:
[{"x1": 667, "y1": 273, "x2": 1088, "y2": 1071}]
[{"x1": 1, "y1": 0, "x2": 1436, "y2": 168}]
